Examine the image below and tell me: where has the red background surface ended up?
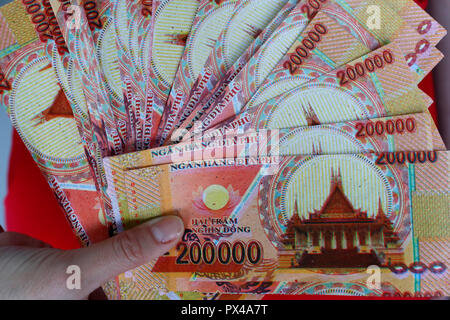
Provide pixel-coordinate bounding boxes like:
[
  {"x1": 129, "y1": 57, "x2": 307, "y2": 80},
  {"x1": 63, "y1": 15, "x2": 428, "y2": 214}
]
[{"x1": 3, "y1": 0, "x2": 437, "y2": 298}]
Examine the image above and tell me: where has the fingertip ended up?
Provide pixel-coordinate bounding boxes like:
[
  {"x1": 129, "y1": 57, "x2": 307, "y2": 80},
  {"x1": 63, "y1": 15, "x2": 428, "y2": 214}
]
[{"x1": 146, "y1": 215, "x2": 185, "y2": 245}]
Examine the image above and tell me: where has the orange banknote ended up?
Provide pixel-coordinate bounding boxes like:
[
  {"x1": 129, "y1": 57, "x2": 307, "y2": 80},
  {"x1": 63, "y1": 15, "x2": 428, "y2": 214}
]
[{"x1": 119, "y1": 151, "x2": 449, "y2": 295}]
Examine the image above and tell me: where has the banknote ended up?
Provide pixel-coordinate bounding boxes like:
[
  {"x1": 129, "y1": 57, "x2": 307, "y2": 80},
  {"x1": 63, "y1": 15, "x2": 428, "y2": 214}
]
[
  {"x1": 157, "y1": 0, "x2": 241, "y2": 145},
  {"x1": 30, "y1": 1, "x2": 120, "y2": 236},
  {"x1": 105, "y1": 112, "x2": 444, "y2": 239},
  {"x1": 186, "y1": 0, "x2": 442, "y2": 135},
  {"x1": 104, "y1": 109, "x2": 445, "y2": 298},
  {"x1": 122, "y1": 0, "x2": 153, "y2": 81},
  {"x1": 82, "y1": 0, "x2": 130, "y2": 142},
  {"x1": 160, "y1": 0, "x2": 294, "y2": 145},
  {"x1": 32, "y1": 1, "x2": 110, "y2": 191},
  {"x1": 121, "y1": 112, "x2": 443, "y2": 169},
  {"x1": 199, "y1": 43, "x2": 430, "y2": 141},
  {"x1": 46, "y1": 0, "x2": 128, "y2": 234},
  {"x1": 370, "y1": 0, "x2": 447, "y2": 80},
  {"x1": 145, "y1": 0, "x2": 199, "y2": 146},
  {"x1": 0, "y1": 42, "x2": 96, "y2": 246},
  {"x1": 50, "y1": 0, "x2": 125, "y2": 156},
  {"x1": 131, "y1": 0, "x2": 155, "y2": 151},
  {"x1": 84, "y1": 0, "x2": 151, "y2": 152},
  {"x1": 0, "y1": 2, "x2": 108, "y2": 244},
  {"x1": 103, "y1": 110, "x2": 443, "y2": 231},
  {"x1": 51, "y1": 0, "x2": 131, "y2": 155},
  {"x1": 7, "y1": 0, "x2": 87, "y2": 134},
  {"x1": 112, "y1": 0, "x2": 153, "y2": 150},
  {"x1": 122, "y1": 150, "x2": 449, "y2": 289},
  {"x1": 47, "y1": 17, "x2": 122, "y2": 236}
]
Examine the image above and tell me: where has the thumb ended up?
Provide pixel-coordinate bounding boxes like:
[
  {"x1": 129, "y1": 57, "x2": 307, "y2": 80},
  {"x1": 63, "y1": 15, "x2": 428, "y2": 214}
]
[{"x1": 68, "y1": 215, "x2": 184, "y2": 296}]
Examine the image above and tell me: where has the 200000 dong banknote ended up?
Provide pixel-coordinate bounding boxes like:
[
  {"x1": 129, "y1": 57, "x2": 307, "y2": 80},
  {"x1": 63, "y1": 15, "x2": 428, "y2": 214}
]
[
  {"x1": 109, "y1": 112, "x2": 441, "y2": 171},
  {"x1": 103, "y1": 111, "x2": 443, "y2": 231},
  {"x1": 145, "y1": 0, "x2": 199, "y2": 146},
  {"x1": 123, "y1": 150, "x2": 449, "y2": 290},
  {"x1": 50, "y1": 0, "x2": 125, "y2": 156},
  {"x1": 112, "y1": 0, "x2": 153, "y2": 151}
]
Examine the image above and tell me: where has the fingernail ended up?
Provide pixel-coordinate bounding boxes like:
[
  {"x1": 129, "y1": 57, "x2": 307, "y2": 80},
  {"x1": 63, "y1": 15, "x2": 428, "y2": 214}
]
[{"x1": 150, "y1": 216, "x2": 184, "y2": 244}]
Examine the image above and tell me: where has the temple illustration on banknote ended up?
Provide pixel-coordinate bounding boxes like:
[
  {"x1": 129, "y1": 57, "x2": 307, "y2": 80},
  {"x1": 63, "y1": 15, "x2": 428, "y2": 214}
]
[{"x1": 280, "y1": 169, "x2": 403, "y2": 269}]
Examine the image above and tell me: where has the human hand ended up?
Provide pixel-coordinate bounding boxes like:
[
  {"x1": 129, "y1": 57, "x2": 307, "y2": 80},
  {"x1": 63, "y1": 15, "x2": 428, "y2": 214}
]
[{"x1": 0, "y1": 216, "x2": 184, "y2": 300}]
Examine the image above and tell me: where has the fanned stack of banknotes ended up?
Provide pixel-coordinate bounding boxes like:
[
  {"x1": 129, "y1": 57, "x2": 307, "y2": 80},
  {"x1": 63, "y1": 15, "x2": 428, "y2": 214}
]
[{"x1": 0, "y1": 0, "x2": 448, "y2": 300}]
